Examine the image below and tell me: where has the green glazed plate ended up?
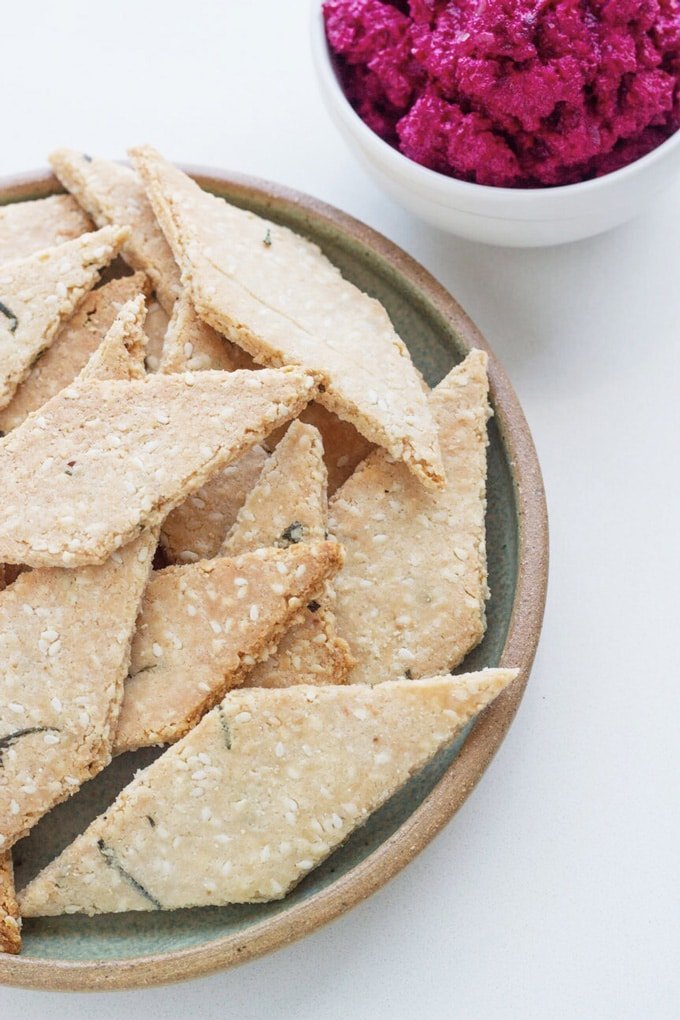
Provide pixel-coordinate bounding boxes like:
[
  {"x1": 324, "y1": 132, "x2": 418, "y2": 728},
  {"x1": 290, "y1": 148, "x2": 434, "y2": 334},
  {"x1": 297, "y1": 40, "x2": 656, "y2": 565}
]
[{"x1": 0, "y1": 167, "x2": 548, "y2": 990}]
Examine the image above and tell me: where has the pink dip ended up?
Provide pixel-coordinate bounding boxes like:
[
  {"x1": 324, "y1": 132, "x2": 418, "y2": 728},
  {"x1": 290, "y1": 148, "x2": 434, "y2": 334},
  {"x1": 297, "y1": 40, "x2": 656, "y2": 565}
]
[{"x1": 323, "y1": 0, "x2": 680, "y2": 187}]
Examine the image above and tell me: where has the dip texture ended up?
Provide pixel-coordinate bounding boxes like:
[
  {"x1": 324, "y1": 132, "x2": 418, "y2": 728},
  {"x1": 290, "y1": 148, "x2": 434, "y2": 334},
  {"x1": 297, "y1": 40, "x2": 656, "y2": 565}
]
[{"x1": 323, "y1": 0, "x2": 680, "y2": 187}]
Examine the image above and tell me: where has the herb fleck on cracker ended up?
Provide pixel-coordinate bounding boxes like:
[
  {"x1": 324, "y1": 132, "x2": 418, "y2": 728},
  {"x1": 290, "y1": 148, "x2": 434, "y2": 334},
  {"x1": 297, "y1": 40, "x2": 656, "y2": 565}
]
[
  {"x1": 0, "y1": 727, "x2": 59, "y2": 767},
  {"x1": 0, "y1": 302, "x2": 18, "y2": 334},
  {"x1": 277, "y1": 522, "x2": 304, "y2": 547}
]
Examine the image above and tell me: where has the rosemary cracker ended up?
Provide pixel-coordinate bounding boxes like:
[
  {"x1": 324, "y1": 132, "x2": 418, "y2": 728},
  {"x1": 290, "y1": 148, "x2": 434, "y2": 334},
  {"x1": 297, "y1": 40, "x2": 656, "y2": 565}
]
[
  {"x1": 114, "y1": 540, "x2": 343, "y2": 753},
  {"x1": 0, "y1": 367, "x2": 319, "y2": 569},
  {"x1": 158, "y1": 292, "x2": 269, "y2": 562},
  {"x1": 0, "y1": 853, "x2": 20, "y2": 954},
  {"x1": 223, "y1": 420, "x2": 353, "y2": 687},
  {"x1": 19, "y1": 670, "x2": 516, "y2": 915},
  {"x1": 130, "y1": 145, "x2": 444, "y2": 491},
  {"x1": 0, "y1": 194, "x2": 92, "y2": 265},
  {"x1": 330, "y1": 350, "x2": 490, "y2": 685},
  {"x1": 0, "y1": 225, "x2": 128, "y2": 410},
  {"x1": 49, "y1": 149, "x2": 181, "y2": 313},
  {"x1": 0, "y1": 273, "x2": 148, "y2": 433},
  {"x1": 0, "y1": 334, "x2": 158, "y2": 851},
  {"x1": 0, "y1": 528, "x2": 157, "y2": 850}
]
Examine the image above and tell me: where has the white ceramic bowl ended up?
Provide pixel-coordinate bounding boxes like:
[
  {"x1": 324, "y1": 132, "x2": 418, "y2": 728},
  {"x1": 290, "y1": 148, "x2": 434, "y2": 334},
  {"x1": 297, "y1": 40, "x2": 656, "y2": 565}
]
[{"x1": 311, "y1": 8, "x2": 680, "y2": 247}]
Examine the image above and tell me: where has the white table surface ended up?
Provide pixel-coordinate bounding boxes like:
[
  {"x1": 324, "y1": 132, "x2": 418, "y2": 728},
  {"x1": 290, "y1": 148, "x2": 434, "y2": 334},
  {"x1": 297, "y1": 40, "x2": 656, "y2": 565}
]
[{"x1": 0, "y1": 2, "x2": 678, "y2": 1017}]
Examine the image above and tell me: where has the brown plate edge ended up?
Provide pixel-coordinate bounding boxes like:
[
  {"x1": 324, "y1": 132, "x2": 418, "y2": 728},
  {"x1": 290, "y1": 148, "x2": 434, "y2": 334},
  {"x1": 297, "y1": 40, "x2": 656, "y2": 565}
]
[{"x1": 0, "y1": 167, "x2": 548, "y2": 991}]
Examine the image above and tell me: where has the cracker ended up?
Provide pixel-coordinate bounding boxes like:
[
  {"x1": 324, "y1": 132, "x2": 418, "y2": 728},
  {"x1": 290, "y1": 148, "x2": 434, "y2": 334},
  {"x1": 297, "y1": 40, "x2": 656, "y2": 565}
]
[
  {"x1": 130, "y1": 146, "x2": 444, "y2": 491},
  {"x1": 223, "y1": 420, "x2": 353, "y2": 688},
  {"x1": 113, "y1": 539, "x2": 343, "y2": 753},
  {"x1": 0, "y1": 366, "x2": 319, "y2": 569},
  {"x1": 49, "y1": 149, "x2": 181, "y2": 313},
  {"x1": 0, "y1": 853, "x2": 20, "y2": 954},
  {"x1": 330, "y1": 350, "x2": 490, "y2": 685},
  {"x1": 265, "y1": 401, "x2": 375, "y2": 496},
  {"x1": 19, "y1": 669, "x2": 517, "y2": 915},
  {"x1": 0, "y1": 339, "x2": 158, "y2": 850},
  {"x1": 160, "y1": 447, "x2": 269, "y2": 564},
  {"x1": 159, "y1": 290, "x2": 241, "y2": 373},
  {"x1": 143, "y1": 298, "x2": 169, "y2": 372},
  {"x1": 0, "y1": 194, "x2": 92, "y2": 266},
  {"x1": 77, "y1": 295, "x2": 148, "y2": 382},
  {"x1": 0, "y1": 529, "x2": 156, "y2": 850},
  {"x1": 0, "y1": 274, "x2": 149, "y2": 434},
  {"x1": 158, "y1": 292, "x2": 269, "y2": 563},
  {"x1": 0, "y1": 225, "x2": 128, "y2": 410}
]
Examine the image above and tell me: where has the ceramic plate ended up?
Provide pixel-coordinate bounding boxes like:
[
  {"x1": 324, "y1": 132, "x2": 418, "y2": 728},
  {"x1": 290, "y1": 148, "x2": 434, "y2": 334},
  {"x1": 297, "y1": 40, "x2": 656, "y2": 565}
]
[{"x1": 0, "y1": 168, "x2": 548, "y2": 990}]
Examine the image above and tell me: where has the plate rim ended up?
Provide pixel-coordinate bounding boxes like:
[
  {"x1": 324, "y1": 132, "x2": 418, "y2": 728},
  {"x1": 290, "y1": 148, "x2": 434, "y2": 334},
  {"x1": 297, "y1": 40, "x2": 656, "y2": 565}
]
[{"x1": 0, "y1": 166, "x2": 548, "y2": 991}]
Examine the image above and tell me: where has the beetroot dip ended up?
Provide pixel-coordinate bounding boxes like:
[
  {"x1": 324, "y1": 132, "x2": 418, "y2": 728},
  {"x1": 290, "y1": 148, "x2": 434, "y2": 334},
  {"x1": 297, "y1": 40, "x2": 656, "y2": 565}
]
[{"x1": 323, "y1": 0, "x2": 680, "y2": 187}]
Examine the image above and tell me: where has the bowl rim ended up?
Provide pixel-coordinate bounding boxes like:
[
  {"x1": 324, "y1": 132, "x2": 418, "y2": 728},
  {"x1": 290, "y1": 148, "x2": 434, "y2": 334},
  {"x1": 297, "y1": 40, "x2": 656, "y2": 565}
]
[
  {"x1": 311, "y1": 5, "x2": 680, "y2": 204},
  {"x1": 0, "y1": 166, "x2": 548, "y2": 991}
]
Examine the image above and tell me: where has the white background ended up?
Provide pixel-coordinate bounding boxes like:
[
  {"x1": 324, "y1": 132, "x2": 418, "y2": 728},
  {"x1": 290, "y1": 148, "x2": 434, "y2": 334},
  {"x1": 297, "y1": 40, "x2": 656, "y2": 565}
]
[{"x1": 1, "y1": 2, "x2": 678, "y2": 1017}]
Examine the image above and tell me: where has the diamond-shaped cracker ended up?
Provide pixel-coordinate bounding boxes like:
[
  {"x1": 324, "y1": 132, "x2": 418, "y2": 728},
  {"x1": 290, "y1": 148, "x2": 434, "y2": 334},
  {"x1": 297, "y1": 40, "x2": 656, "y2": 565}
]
[
  {"x1": 0, "y1": 337, "x2": 158, "y2": 851},
  {"x1": 129, "y1": 146, "x2": 444, "y2": 491},
  {"x1": 330, "y1": 350, "x2": 491, "y2": 685},
  {"x1": 49, "y1": 149, "x2": 180, "y2": 313},
  {"x1": 157, "y1": 290, "x2": 269, "y2": 563},
  {"x1": 0, "y1": 225, "x2": 128, "y2": 410},
  {"x1": 0, "y1": 273, "x2": 149, "y2": 433},
  {"x1": 0, "y1": 194, "x2": 92, "y2": 266},
  {"x1": 0, "y1": 853, "x2": 20, "y2": 954},
  {"x1": 19, "y1": 669, "x2": 516, "y2": 915},
  {"x1": 0, "y1": 366, "x2": 319, "y2": 569},
  {"x1": 223, "y1": 420, "x2": 354, "y2": 688},
  {"x1": 113, "y1": 540, "x2": 343, "y2": 753},
  {"x1": 0, "y1": 528, "x2": 157, "y2": 850}
]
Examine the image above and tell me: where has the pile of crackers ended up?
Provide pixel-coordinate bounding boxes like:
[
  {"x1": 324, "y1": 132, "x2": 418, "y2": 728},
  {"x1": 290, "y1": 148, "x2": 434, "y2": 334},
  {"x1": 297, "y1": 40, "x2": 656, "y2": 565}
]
[{"x1": 0, "y1": 147, "x2": 516, "y2": 954}]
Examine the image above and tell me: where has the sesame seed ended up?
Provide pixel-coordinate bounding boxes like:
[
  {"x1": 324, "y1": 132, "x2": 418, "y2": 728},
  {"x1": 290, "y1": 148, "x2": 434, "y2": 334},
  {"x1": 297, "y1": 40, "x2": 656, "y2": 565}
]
[
  {"x1": 152, "y1": 643, "x2": 163, "y2": 657},
  {"x1": 51, "y1": 697, "x2": 62, "y2": 713},
  {"x1": 249, "y1": 605, "x2": 260, "y2": 622},
  {"x1": 186, "y1": 604, "x2": 198, "y2": 616},
  {"x1": 275, "y1": 742, "x2": 285, "y2": 758}
]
